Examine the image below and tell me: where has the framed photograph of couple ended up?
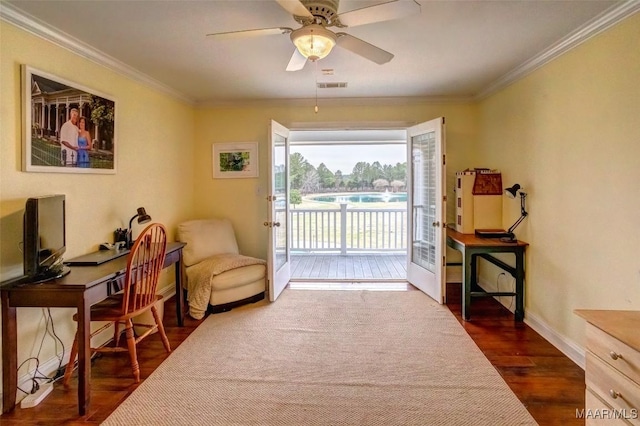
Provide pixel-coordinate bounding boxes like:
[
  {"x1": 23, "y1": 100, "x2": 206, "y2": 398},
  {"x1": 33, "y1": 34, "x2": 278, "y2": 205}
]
[
  {"x1": 212, "y1": 142, "x2": 259, "y2": 178},
  {"x1": 22, "y1": 65, "x2": 117, "y2": 174}
]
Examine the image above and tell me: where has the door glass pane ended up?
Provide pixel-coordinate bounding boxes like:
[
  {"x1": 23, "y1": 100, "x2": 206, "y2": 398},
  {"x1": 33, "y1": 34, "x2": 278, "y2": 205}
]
[
  {"x1": 411, "y1": 131, "x2": 436, "y2": 271},
  {"x1": 274, "y1": 134, "x2": 288, "y2": 271}
]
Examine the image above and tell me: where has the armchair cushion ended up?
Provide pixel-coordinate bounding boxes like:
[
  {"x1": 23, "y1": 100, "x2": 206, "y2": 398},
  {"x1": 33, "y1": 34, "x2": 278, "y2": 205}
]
[
  {"x1": 177, "y1": 219, "x2": 239, "y2": 267},
  {"x1": 185, "y1": 253, "x2": 266, "y2": 319}
]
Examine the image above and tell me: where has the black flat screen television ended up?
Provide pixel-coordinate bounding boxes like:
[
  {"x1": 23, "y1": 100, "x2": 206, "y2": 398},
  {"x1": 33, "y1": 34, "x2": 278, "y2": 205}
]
[{"x1": 23, "y1": 194, "x2": 70, "y2": 283}]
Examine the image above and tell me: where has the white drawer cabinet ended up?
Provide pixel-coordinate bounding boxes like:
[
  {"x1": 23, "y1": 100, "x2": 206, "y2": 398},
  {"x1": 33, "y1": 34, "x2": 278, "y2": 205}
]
[
  {"x1": 585, "y1": 389, "x2": 630, "y2": 425},
  {"x1": 576, "y1": 310, "x2": 640, "y2": 425}
]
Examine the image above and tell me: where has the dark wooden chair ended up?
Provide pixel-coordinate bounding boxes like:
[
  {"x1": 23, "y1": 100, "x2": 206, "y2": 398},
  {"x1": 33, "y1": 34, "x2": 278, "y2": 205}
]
[{"x1": 63, "y1": 223, "x2": 171, "y2": 385}]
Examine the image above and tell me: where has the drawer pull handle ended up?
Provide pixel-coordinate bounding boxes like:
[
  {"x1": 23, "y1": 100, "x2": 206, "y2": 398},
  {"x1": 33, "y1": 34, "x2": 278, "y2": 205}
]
[
  {"x1": 609, "y1": 351, "x2": 623, "y2": 360},
  {"x1": 609, "y1": 389, "x2": 621, "y2": 399}
]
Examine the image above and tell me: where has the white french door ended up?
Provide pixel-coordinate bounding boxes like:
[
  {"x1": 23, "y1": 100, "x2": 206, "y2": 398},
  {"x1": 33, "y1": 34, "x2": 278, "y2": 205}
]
[
  {"x1": 406, "y1": 117, "x2": 446, "y2": 302},
  {"x1": 266, "y1": 120, "x2": 291, "y2": 301}
]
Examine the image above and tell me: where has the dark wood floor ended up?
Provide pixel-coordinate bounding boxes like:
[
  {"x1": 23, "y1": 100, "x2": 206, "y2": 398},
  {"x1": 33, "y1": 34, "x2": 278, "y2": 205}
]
[
  {"x1": 0, "y1": 301, "x2": 205, "y2": 425},
  {"x1": 0, "y1": 286, "x2": 585, "y2": 425},
  {"x1": 445, "y1": 283, "x2": 585, "y2": 425}
]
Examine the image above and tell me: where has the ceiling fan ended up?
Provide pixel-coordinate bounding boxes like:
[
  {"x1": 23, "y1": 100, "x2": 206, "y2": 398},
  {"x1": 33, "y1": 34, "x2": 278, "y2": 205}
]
[{"x1": 206, "y1": 0, "x2": 421, "y2": 71}]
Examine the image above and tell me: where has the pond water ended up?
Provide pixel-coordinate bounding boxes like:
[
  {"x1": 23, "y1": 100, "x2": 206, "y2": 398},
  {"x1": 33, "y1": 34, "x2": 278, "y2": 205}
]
[{"x1": 309, "y1": 192, "x2": 407, "y2": 203}]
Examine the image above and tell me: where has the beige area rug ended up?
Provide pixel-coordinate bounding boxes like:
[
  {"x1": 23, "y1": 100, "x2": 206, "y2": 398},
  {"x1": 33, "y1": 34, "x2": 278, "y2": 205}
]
[{"x1": 103, "y1": 290, "x2": 537, "y2": 425}]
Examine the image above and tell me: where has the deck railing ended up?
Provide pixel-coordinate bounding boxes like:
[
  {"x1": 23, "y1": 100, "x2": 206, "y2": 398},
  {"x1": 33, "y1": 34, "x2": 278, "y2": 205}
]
[{"x1": 289, "y1": 204, "x2": 407, "y2": 254}]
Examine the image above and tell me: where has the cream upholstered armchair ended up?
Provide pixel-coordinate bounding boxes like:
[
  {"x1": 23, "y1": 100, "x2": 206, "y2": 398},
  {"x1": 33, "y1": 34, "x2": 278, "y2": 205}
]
[{"x1": 177, "y1": 218, "x2": 266, "y2": 319}]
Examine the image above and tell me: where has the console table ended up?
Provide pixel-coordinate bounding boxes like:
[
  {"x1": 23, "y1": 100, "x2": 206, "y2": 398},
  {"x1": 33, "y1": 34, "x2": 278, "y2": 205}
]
[
  {"x1": 446, "y1": 228, "x2": 528, "y2": 321},
  {"x1": 1, "y1": 241, "x2": 186, "y2": 415}
]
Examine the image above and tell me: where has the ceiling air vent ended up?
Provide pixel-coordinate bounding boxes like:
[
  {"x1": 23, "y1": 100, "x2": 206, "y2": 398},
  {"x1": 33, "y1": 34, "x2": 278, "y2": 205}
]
[{"x1": 317, "y1": 82, "x2": 348, "y2": 89}]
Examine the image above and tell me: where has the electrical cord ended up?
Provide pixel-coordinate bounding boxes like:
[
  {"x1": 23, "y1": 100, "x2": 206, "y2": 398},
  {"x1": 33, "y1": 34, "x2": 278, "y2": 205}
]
[
  {"x1": 43, "y1": 308, "x2": 66, "y2": 373},
  {"x1": 496, "y1": 272, "x2": 505, "y2": 305},
  {"x1": 496, "y1": 272, "x2": 514, "y2": 311},
  {"x1": 16, "y1": 357, "x2": 41, "y2": 395},
  {"x1": 38, "y1": 308, "x2": 66, "y2": 382},
  {"x1": 16, "y1": 308, "x2": 67, "y2": 395}
]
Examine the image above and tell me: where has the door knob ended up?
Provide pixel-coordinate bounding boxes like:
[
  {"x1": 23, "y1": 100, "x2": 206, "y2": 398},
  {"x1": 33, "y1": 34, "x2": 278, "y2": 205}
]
[
  {"x1": 273, "y1": 222, "x2": 281, "y2": 227},
  {"x1": 432, "y1": 221, "x2": 440, "y2": 227}
]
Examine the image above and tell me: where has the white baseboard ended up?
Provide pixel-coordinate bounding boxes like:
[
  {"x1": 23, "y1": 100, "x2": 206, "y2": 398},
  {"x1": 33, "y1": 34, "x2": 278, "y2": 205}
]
[
  {"x1": 158, "y1": 282, "x2": 177, "y2": 300},
  {"x1": 476, "y1": 276, "x2": 586, "y2": 369},
  {"x1": 524, "y1": 310, "x2": 585, "y2": 369}
]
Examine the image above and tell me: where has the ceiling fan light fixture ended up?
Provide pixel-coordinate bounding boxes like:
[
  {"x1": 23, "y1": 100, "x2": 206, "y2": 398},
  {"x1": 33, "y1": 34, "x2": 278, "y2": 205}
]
[{"x1": 291, "y1": 24, "x2": 336, "y2": 61}]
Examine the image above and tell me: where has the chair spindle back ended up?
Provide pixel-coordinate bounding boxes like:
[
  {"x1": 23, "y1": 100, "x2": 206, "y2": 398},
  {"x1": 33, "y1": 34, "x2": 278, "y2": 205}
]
[{"x1": 122, "y1": 223, "x2": 167, "y2": 315}]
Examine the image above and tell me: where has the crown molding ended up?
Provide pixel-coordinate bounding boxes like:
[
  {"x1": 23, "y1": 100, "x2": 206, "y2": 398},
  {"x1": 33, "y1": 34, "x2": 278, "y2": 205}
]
[
  {"x1": 0, "y1": 3, "x2": 469, "y2": 108},
  {"x1": 3, "y1": 1, "x2": 638, "y2": 106},
  {"x1": 286, "y1": 121, "x2": 416, "y2": 131},
  {"x1": 195, "y1": 95, "x2": 474, "y2": 109},
  {"x1": 477, "y1": 1, "x2": 640, "y2": 100},
  {"x1": 0, "y1": 2, "x2": 195, "y2": 105}
]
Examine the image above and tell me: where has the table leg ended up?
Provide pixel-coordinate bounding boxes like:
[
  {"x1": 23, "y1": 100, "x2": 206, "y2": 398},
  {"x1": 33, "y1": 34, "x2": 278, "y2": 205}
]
[
  {"x1": 470, "y1": 253, "x2": 480, "y2": 291},
  {"x1": 175, "y1": 252, "x2": 185, "y2": 327},
  {"x1": 462, "y1": 249, "x2": 473, "y2": 321},
  {"x1": 515, "y1": 249, "x2": 525, "y2": 322},
  {"x1": 77, "y1": 297, "x2": 91, "y2": 415},
  {"x1": 1, "y1": 291, "x2": 17, "y2": 414}
]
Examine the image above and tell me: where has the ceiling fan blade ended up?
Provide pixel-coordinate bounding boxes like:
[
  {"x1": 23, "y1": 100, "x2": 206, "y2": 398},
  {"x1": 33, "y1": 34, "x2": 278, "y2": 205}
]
[
  {"x1": 286, "y1": 49, "x2": 308, "y2": 71},
  {"x1": 206, "y1": 27, "x2": 292, "y2": 39},
  {"x1": 275, "y1": 0, "x2": 313, "y2": 18},
  {"x1": 336, "y1": 33, "x2": 394, "y2": 65},
  {"x1": 339, "y1": 0, "x2": 420, "y2": 27}
]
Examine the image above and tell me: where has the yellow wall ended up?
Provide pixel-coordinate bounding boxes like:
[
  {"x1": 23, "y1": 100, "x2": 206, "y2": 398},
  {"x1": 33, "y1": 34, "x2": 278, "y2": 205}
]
[
  {"x1": 194, "y1": 102, "x2": 478, "y2": 260},
  {"x1": 0, "y1": 22, "x2": 196, "y2": 384},
  {"x1": 1, "y1": 19, "x2": 478, "y2": 393},
  {"x1": 475, "y1": 13, "x2": 640, "y2": 347},
  {"x1": 3, "y1": 7, "x2": 637, "y2": 394}
]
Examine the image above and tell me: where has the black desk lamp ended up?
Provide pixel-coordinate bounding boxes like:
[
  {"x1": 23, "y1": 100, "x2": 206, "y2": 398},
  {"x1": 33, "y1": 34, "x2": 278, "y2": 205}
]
[
  {"x1": 502, "y1": 184, "x2": 528, "y2": 242},
  {"x1": 127, "y1": 207, "x2": 152, "y2": 248}
]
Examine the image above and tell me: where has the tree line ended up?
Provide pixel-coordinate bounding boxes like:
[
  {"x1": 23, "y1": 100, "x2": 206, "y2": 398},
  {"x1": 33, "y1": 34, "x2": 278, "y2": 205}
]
[{"x1": 290, "y1": 152, "x2": 407, "y2": 194}]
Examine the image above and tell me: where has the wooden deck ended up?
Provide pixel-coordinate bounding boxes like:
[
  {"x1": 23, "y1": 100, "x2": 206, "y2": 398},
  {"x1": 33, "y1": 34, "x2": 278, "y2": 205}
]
[{"x1": 290, "y1": 253, "x2": 407, "y2": 280}]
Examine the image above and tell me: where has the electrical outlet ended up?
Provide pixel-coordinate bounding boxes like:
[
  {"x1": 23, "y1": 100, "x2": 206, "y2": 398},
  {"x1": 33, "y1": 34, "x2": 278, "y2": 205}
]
[{"x1": 20, "y1": 383, "x2": 53, "y2": 408}]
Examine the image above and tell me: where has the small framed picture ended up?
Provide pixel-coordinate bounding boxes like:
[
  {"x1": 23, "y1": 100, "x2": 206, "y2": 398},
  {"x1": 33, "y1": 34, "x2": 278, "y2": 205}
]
[
  {"x1": 212, "y1": 142, "x2": 259, "y2": 178},
  {"x1": 22, "y1": 65, "x2": 117, "y2": 174}
]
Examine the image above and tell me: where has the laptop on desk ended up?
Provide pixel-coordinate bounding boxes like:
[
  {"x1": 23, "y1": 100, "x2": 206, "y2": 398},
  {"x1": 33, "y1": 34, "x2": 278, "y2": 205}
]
[
  {"x1": 65, "y1": 249, "x2": 130, "y2": 266},
  {"x1": 474, "y1": 229, "x2": 513, "y2": 239}
]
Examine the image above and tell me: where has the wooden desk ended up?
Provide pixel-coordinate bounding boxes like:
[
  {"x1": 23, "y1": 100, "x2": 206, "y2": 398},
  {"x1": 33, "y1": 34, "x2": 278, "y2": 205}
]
[
  {"x1": 446, "y1": 229, "x2": 528, "y2": 321},
  {"x1": 1, "y1": 241, "x2": 186, "y2": 415}
]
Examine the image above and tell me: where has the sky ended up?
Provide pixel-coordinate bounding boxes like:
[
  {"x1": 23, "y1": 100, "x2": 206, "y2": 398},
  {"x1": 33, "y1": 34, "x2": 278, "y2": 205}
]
[{"x1": 290, "y1": 144, "x2": 407, "y2": 174}]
